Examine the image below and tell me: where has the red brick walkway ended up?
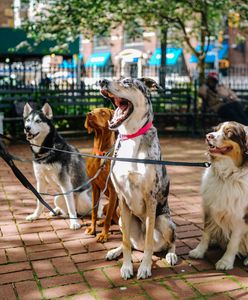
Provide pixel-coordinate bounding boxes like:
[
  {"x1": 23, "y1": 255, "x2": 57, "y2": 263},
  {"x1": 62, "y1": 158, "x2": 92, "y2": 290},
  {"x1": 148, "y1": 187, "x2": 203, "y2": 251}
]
[{"x1": 0, "y1": 137, "x2": 247, "y2": 299}]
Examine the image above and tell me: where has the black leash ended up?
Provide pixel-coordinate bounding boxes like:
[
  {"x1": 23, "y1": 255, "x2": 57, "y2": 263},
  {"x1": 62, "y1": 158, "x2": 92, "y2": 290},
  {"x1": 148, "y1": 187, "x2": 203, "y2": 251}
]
[
  {"x1": 0, "y1": 136, "x2": 114, "y2": 219},
  {"x1": 0, "y1": 133, "x2": 210, "y2": 219},
  {"x1": 0, "y1": 140, "x2": 57, "y2": 215},
  {"x1": 0, "y1": 133, "x2": 211, "y2": 168},
  {"x1": 28, "y1": 145, "x2": 211, "y2": 168},
  {"x1": 40, "y1": 147, "x2": 114, "y2": 197},
  {"x1": 32, "y1": 144, "x2": 211, "y2": 168}
]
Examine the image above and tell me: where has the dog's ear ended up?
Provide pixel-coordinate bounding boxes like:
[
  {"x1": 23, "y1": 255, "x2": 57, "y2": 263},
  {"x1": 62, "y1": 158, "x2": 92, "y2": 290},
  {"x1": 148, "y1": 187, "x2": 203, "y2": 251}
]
[
  {"x1": 84, "y1": 117, "x2": 93, "y2": 134},
  {"x1": 139, "y1": 77, "x2": 164, "y2": 91},
  {"x1": 41, "y1": 103, "x2": 53, "y2": 119},
  {"x1": 23, "y1": 103, "x2": 33, "y2": 118}
]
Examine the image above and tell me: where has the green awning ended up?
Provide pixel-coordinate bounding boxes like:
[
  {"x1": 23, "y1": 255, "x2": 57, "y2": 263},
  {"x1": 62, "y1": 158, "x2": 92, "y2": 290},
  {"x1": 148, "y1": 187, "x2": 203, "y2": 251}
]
[{"x1": 0, "y1": 28, "x2": 79, "y2": 59}]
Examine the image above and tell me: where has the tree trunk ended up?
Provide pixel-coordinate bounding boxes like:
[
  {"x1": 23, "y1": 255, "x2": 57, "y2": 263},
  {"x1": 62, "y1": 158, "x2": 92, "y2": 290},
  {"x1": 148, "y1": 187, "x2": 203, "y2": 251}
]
[
  {"x1": 198, "y1": 12, "x2": 207, "y2": 85},
  {"x1": 198, "y1": 57, "x2": 205, "y2": 86},
  {"x1": 159, "y1": 27, "x2": 167, "y2": 88}
]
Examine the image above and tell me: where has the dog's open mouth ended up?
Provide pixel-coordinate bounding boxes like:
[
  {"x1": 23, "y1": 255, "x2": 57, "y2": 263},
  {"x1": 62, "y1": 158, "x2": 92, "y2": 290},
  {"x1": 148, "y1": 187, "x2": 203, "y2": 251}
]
[
  {"x1": 101, "y1": 89, "x2": 133, "y2": 129},
  {"x1": 207, "y1": 141, "x2": 233, "y2": 155},
  {"x1": 26, "y1": 132, "x2": 39, "y2": 140}
]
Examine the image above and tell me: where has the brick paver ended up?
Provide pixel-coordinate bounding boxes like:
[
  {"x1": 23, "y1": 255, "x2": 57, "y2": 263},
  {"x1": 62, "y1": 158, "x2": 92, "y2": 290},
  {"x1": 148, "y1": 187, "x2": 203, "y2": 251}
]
[{"x1": 1, "y1": 137, "x2": 247, "y2": 299}]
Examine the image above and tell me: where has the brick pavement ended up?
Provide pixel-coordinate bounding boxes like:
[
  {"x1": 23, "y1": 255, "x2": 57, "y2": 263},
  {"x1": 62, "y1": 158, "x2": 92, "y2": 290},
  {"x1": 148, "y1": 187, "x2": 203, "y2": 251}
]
[{"x1": 0, "y1": 136, "x2": 248, "y2": 299}]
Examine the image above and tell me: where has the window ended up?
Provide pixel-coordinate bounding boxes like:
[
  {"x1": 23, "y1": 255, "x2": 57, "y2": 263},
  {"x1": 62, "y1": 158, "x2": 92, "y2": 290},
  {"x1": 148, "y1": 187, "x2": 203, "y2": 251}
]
[
  {"x1": 124, "y1": 26, "x2": 144, "y2": 47},
  {"x1": 93, "y1": 35, "x2": 110, "y2": 50}
]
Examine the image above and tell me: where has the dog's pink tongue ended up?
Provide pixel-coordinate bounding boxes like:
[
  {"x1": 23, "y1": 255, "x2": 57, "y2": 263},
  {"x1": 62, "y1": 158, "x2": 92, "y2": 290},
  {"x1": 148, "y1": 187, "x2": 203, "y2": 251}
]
[{"x1": 209, "y1": 146, "x2": 232, "y2": 154}]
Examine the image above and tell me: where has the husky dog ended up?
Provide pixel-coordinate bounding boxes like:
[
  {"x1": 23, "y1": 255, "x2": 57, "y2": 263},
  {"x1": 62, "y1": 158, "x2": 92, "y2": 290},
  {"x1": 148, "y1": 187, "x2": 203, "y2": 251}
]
[
  {"x1": 100, "y1": 78, "x2": 177, "y2": 280},
  {"x1": 23, "y1": 103, "x2": 91, "y2": 229}
]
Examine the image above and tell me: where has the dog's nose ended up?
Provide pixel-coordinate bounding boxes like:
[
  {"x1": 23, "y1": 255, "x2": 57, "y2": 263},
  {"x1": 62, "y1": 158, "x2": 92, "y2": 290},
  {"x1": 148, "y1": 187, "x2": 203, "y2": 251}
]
[
  {"x1": 206, "y1": 133, "x2": 214, "y2": 140},
  {"x1": 99, "y1": 79, "x2": 109, "y2": 88},
  {"x1": 25, "y1": 126, "x2": 31, "y2": 132}
]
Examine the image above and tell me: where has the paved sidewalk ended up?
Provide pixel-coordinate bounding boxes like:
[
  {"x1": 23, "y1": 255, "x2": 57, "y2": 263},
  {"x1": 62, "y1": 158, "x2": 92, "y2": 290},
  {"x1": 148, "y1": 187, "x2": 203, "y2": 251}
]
[{"x1": 0, "y1": 136, "x2": 248, "y2": 300}]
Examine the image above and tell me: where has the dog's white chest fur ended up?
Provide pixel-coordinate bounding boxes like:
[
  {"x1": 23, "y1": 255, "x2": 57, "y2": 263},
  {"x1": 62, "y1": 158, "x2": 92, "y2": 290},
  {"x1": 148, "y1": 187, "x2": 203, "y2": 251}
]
[
  {"x1": 33, "y1": 162, "x2": 62, "y2": 188},
  {"x1": 112, "y1": 137, "x2": 155, "y2": 218}
]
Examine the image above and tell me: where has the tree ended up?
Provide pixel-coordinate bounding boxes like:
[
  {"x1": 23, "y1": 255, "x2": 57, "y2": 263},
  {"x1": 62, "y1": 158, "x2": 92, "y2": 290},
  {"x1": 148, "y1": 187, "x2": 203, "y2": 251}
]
[
  {"x1": 23, "y1": 0, "x2": 248, "y2": 85},
  {"x1": 124, "y1": 0, "x2": 237, "y2": 84}
]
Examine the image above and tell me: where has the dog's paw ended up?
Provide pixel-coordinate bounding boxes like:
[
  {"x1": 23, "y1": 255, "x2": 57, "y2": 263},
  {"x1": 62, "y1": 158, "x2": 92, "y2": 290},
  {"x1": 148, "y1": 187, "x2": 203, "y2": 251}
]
[
  {"x1": 106, "y1": 247, "x2": 122, "y2": 260},
  {"x1": 189, "y1": 248, "x2": 205, "y2": 259},
  {"x1": 137, "y1": 261, "x2": 152, "y2": 280},
  {"x1": 96, "y1": 232, "x2": 108, "y2": 243},
  {"x1": 50, "y1": 208, "x2": 60, "y2": 216},
  {"x1": 49, "y1": 207, "x2": 62, "y2": 217},
  {"x1": 165, "y1": 253, "x2": 178, "y2": 266},
  {"x1": 121, "y1": 263, "x2": 133, "y2": 280},
  {"x1": 85, "y1": 226, "x2": 96, "y2": 236},
  {"x1": 216, "y1": 258, "x2": 234, "y2": 270},
  {"x1": 26, "y1": 213, "x2": 40, "y2": 221},
  {"x1": 70, "y1": 220, "x2": 81, "y2": 230}
]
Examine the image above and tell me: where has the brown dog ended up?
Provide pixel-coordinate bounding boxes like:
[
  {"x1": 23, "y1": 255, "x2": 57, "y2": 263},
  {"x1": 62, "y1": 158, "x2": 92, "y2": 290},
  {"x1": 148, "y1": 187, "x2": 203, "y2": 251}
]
[{"x1": 84, "y1": 107, "x2": 118, "y2": 242}]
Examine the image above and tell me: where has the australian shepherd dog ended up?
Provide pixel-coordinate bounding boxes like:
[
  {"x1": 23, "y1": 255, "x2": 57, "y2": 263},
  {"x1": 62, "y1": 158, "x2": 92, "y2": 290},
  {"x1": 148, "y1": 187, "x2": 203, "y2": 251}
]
[{"x1": 190, "y1": 121, "x2": 248, "y2": 270}]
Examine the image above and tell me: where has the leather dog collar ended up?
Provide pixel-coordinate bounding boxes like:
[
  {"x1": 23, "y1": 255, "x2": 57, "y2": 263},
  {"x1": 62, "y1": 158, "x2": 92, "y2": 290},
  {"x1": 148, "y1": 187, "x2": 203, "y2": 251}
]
[{"x1": 119, "y1": 121, "x2": 153, "y2": 141}]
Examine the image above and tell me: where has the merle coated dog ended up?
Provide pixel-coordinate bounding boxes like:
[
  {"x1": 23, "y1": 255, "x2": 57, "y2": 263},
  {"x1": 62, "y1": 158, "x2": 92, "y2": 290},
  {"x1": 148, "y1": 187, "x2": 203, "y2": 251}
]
[
  {"x1": 23, "y1": 103, "x2": 91, "y2": 229},
  {"x1": 100, "y1": 78, "x2": 177, "y2": 280}
]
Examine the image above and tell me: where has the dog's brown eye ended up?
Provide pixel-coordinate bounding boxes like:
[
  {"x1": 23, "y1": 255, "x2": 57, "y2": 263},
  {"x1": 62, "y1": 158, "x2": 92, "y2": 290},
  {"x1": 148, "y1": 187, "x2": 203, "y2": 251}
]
[{"x1": 35, "y1": 119, "x2": 41, "y2": 123}]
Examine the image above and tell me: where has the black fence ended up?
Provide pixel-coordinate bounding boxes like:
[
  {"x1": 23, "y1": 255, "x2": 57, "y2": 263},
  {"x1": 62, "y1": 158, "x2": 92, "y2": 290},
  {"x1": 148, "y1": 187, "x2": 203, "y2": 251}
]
[
  {"x1": 0, "y1": 81, "x2": 198, "y2": 136},
  {"x1": 1, "y1": 80, "x2": 248, "y2": 137}
]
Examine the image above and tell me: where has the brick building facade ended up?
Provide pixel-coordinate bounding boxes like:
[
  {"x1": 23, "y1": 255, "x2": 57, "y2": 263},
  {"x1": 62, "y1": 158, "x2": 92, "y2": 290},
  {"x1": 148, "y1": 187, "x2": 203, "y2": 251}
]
[
  {"x1": 82, "y1": 24, "x2": 160, "y2": 78},
  {"x1": 0, "y1": 0, "x2": 14, "y2": 27},
  {"x1": 228, "y1": 27, "x2": 248, "y2": 74}
]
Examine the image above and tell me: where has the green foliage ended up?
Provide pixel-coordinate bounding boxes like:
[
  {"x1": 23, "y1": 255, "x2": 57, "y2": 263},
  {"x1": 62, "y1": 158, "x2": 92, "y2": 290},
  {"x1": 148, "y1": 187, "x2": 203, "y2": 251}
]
[{"x1": 22, "y1": 0, "x2": 248, "y2": 83}]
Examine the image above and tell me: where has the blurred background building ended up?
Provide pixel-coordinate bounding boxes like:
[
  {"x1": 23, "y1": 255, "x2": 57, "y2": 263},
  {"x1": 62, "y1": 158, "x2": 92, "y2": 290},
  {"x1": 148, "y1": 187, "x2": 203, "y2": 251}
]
[{"x1": 0, "y1": 0, "x2": 248, "y2": 88}]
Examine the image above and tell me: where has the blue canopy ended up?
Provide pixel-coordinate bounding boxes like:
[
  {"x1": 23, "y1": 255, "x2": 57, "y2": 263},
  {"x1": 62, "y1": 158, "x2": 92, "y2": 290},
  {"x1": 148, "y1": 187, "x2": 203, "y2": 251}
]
[
  {"x1": 59, "y1": 60, "x2": 77, "y2": 69},
  {"x1": 59, "y1": 54, "x2": 83, "y2": 68},
  {"x1": 148, "y1": 48, "x2": 182, "y2": 66},
  {"x1": 85, "y1": 52, "x2": 111, "y2": 67},
  {"x1": 190, "y1": 43, "x2": 228, "y2": 63}
]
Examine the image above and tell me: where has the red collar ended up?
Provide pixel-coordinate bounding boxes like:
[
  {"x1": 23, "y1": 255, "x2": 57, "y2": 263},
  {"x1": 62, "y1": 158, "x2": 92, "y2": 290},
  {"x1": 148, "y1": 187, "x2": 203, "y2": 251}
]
[
  {"x1": 120, "y1": 121, "x2": 153, "y2": 141},
  {"x1": 93, "y1": 148, "x2": 105, "y2": 156}
]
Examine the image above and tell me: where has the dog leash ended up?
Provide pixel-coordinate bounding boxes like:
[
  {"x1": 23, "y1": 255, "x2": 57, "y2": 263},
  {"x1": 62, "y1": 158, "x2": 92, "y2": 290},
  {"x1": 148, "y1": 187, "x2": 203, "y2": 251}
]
[
  {"x1": 0, "y1": 140, "x2": 57, "y2": 215},
  {"x1": 0, "y1": 133, "x2": 211, "y2": 168},
  {"x1": 31, "y1": 144, "x2": 211, "y2": 168},
  {"x1": 0, "y1": 134, "x2": 210, "y2": 221},
  {"x1": 0, "y1": 138, "x2": 114, "y2": 220},
  {"x1": 0, "y1": 137, "x2": 115, "y2": 198},
  {"x1": 0, "y1": 132, "x2": 115, "y2": 197},
  {"x1": 40, "y1": 146, "x2": 115, "y2": 197}
]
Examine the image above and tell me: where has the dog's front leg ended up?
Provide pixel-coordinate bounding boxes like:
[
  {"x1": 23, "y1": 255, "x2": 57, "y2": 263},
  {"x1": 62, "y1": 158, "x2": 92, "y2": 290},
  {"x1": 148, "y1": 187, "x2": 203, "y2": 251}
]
[
  {"x1": 60, "y1": 182, "x2": 81, "y2": 230},
  {"x1": 26, "y1": 177, "x2": 46, "y2": 221},
  {"x1": 216, "y1": 228, "x2": 243, "y2": 270},
  {"x1": 97, "y1": 187, "x2": 117, "y2": 243},
  {"x1": 137, "y1": 199, "x2": 156, "y2": 279},
  {"x1": 85, "y1": 184, "x2": 100, "y2": 236},
  {"x1": 189, "y1": 230, "x2": 210, "y2": 259},
  {"x1": 189, "y1": 212, "x2": 211, "y2": 259},
  {"x1": 120, "y1": 197, "x2": 133, "y2": 280}
]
